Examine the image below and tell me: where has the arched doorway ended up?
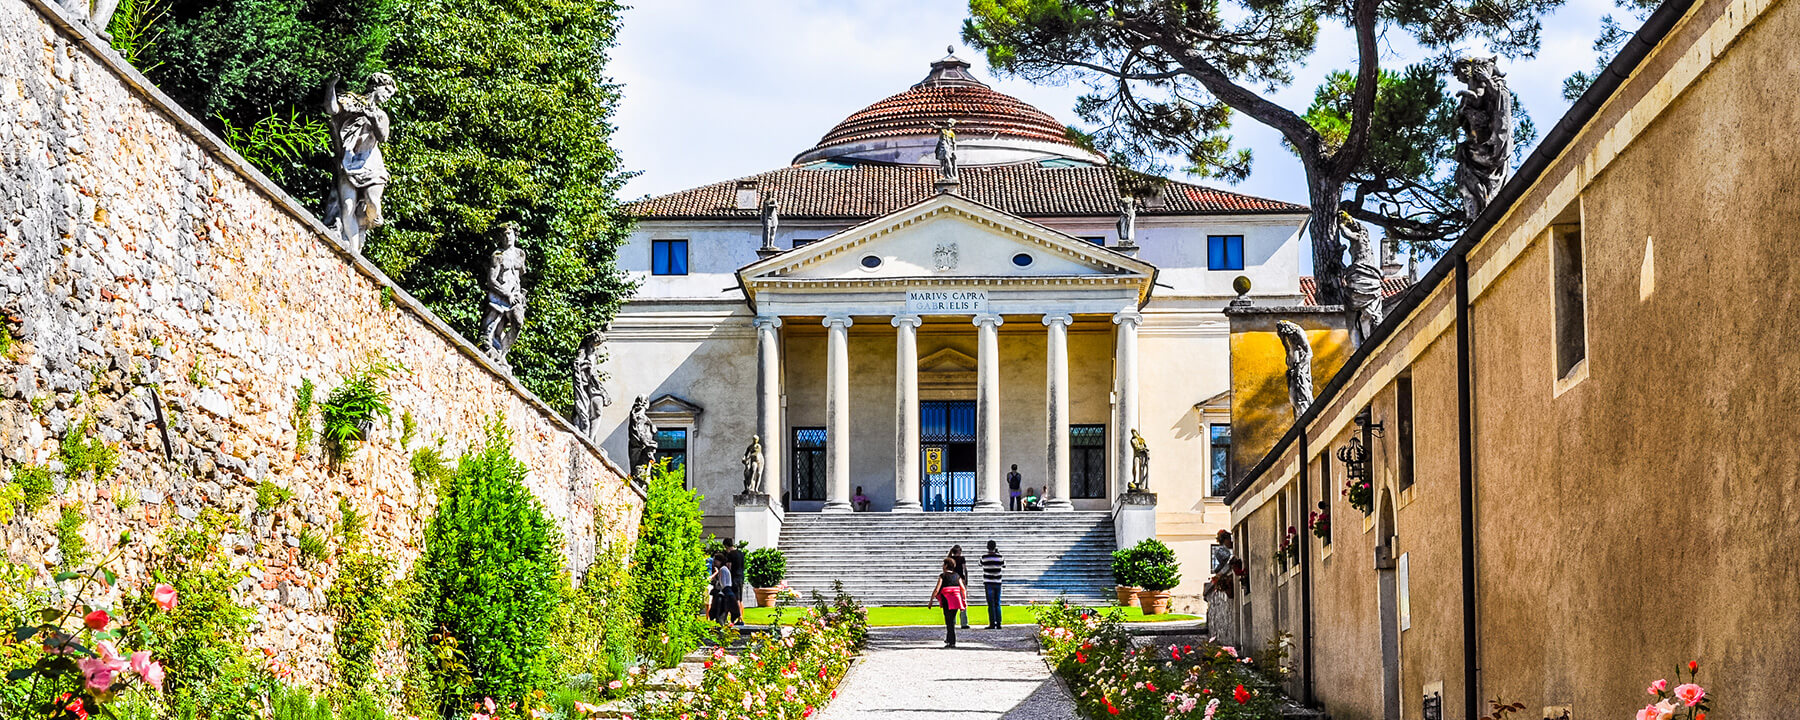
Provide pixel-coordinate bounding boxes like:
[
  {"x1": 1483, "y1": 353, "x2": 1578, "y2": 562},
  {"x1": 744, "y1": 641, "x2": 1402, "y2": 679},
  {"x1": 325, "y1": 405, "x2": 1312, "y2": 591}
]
[{"x1": 1375, "y1": 488, "x2": 1401, "y2": 720}]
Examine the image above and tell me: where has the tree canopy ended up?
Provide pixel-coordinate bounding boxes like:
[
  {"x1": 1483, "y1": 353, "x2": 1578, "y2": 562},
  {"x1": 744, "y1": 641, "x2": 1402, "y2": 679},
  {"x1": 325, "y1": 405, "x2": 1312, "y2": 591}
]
[{"x1": 964, "y1": 0, "x2": 1561, "y2": 302}]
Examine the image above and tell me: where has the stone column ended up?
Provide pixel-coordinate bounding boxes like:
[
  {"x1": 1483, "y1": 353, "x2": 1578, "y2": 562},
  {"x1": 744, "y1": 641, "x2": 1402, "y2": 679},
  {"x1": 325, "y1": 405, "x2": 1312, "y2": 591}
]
[
  {"x1": 973, "y1": 313, "x2": 1005, "y2": 511},
  {"x1": 892, "y1": 315, "x2": 923, "y2": 512},
  {"x1": 1113, "y1": 310, "x2": 1142, "y2": 497},
  {"x1": 1043, "y1": 313, "x2": 1075, "y2": 511},
  {"x1": 753, "y1": 316, "x2": 783, "y2": 503},
  {"x1": 822, "y1": 315, "x2": 854, "y2": 513}
]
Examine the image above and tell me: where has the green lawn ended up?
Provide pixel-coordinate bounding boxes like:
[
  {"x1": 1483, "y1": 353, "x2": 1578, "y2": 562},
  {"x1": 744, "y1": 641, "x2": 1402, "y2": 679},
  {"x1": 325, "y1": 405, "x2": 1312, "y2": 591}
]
[{"x1": 740, "y1": 604, "x2": 1199, "y2": 627}]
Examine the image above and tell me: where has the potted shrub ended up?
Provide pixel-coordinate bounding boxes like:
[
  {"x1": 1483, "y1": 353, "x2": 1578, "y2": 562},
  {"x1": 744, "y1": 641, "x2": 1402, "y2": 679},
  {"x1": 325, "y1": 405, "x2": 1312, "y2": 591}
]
[
  {"x1": 1110, "y1": 546, "x2": 1141, "y2": 606},
  {"x1": 1129, "y1": 539, "x2": 1182, "y2": 615},
  {"x1": 745, "y1": 547, "x2": 787, "y2": 607}
]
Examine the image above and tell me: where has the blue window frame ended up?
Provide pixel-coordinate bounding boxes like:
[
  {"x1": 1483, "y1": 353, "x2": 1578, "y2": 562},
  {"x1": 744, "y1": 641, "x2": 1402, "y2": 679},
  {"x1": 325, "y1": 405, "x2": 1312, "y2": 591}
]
[
  {"x1": 1080, "y1": 236, "x2": 1107, "y2": 245},
  {"x1": 1207, "y1": 235, "x2": 1245, "y2": 271},
  {"x1": 651, "y1": 239, "x2": 688, "y2": 275}
]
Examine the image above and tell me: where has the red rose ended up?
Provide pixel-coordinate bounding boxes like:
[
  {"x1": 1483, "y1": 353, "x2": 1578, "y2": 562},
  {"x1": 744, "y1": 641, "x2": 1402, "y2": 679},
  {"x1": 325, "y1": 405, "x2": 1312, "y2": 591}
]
[
  {"x1": 1234, "y1": 684, "x2": 1251, "y2": 704},
  {"x1": 83, "y1": 609, "x2": 109, "y2": 630},
  {"x1": 1688, "y1": 660, "x2": 1699, "y2": 672}
]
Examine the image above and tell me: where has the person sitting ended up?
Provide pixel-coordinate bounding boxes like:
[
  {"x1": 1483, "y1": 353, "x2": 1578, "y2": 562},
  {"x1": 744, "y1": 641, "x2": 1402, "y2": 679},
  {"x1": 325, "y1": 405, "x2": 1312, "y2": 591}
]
[
  {"x1": 929, "y1": 493, "x2": 946, "y2": 512},
  {"x1": 1023, "y1": 487, "x2": 1044, "y2": 510},
  {"x1": 852, "y1": 485, "x2": 871, "y2": 512}
]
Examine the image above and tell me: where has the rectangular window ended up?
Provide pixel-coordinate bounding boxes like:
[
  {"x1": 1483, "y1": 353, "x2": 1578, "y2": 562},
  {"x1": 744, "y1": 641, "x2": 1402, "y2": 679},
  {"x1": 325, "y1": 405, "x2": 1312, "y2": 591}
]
[
  {"x1": 655, "y1": 428, "x2": 688, "y2": 484},
  {"x1": 792, "y1": 238, "x2": 816, "y2": 249},
  {"x1": 791, "y1": 427, "x2": 827, "y2": 502},
  {"x1": 1316, "y1": 455, "x2": 1332, "y2": 547},
  {"x1": 1208, "y1": 424, "x2": 1232, "y2": 497},
  {"x1": 1552, "y1": 222, "x2": 1587, "y2": 379},
  {"x1": 651, "y1": 239, "x2": 688, "y2": 275},
  {"x1": 1207, "y1": 235, "x2": 1245, "y2": 271},
  {"x1": 1070, "y1": 424, "x2": 1107, "y2": 499},
  {"x1": 1396, "y1": 375, "x2": 1415, "y2": 491},
  {"x1": 1080, "y1": 236, "x2": 1107, "y2": 245}
]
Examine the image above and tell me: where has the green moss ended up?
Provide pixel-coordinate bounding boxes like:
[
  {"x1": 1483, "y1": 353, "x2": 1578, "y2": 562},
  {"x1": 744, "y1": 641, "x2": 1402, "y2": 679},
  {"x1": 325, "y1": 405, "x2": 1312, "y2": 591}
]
[
  {"x1": 294, "y1": 377, "x2": 316, "y2": 453},
  {"x1": 399, "y1": 409, "x2": 416, "y2": 449},
  {"x1": 59, "y1": 416, "x2": 118, "y2": 480},
  {"x1": 112, "y1": 485, "x2": 139, "y2": 511},
  {"x1": 337, "y1": 497, "x2": 366, "y2": 547},
  {"x1": 379, "y1": 285, "x2": 396, "y2": 311},
  {"x1": 0, "y1": 483, "x2": 21, "y2": 524},
  {"x1": 256, "y1": 480, "x2": 293, "y2": 513},
  {"x1": 55, "y1": 505, "x2": 87, "y2": 568},
  {"x1": 0, "y1": 324, "x2": 15, "y2": 361},
  {"x1": 298, "y1": 526, "x2": 329, "y2": 562},
  {"x1": 11, "y1": 463, "x2": 53, "y2": 512}
]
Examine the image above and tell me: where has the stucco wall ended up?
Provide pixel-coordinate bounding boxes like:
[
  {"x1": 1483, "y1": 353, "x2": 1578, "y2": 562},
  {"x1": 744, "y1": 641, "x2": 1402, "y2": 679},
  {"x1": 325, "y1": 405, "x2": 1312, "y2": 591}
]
[
  {"x1": 1226, "y1": 310, "x2": 1352, "y2": 484},
  {"x1": 1228, "y1": 0, "x2": 1800, "y2": 716},
  {"x1": 0, "y1": 0, "x2": 640, "y2": 686}
]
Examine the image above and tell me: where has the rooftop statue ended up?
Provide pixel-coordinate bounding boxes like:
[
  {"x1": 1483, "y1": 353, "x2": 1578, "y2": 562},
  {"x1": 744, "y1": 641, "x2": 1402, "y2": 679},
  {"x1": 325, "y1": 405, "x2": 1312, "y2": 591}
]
[
  {"x1": 323, "y1": 73, "x2": 396, "y2": 253},
  {"x1": 742, "y1": 435, "x2": 765, "y2": 494},
  {"x1": 1116, "y1": 196, "x2": 1137, "y2": 245},
  {"x1": 571, "y1": 327, "x2": 611, "y2": 439},
  {"x1": 627, "y1": 396, "x2": 657, "y2": 483},
  {"x1": 480, "y1": 225, "x2": 527, "y2": 368},
  {"x1": 1453, "y1": 57, "x2": 1514, "y2": 222},
  {"x1": 931, "y1": 117, "x2": 959, "y2": 182},
  {"x1": 60, "y1": 0, "x2": 120, "y2": 37},
  {"x1": 1341, "y1": 211, "x2": 1385, "y2": 344},
  {"x1": 760, "y1": 198, "x2": 780, "y2": 252},
  {"x1": 1276, "y1": 320, "x2": 1314, "y2": 416}
]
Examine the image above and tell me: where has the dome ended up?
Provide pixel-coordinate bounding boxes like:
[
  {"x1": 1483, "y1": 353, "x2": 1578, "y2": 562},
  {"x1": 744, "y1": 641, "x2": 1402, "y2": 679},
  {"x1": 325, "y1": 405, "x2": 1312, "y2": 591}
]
[{"x1": 792, "y1": 49, "x2": 1106, "y2": 167}]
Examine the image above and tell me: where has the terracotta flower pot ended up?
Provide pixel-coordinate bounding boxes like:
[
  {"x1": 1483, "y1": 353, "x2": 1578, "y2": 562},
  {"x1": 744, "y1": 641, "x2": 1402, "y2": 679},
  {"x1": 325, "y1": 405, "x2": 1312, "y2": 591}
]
[
  {"x1": 1136, "y1": 589, "x2": 1172, "y2": 616},
  {"x1": 1115, "y1": 586, "x2": 1142, "y2": 607},
  {"x1": 754, "y1": 587, "x2": 779, "y2": 608}
]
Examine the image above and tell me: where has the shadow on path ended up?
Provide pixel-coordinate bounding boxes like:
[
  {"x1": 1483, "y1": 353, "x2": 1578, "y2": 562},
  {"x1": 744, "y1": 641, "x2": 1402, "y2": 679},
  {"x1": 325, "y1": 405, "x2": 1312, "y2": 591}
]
[{"x1": 819, "y1": 626, "x2": 1078, "y2": 720}]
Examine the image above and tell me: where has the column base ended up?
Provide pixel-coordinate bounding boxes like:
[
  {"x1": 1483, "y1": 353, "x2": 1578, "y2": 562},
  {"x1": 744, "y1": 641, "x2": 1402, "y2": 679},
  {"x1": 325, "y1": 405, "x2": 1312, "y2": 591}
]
[
  {"x1": 1042, "y1": 498, "x2": 1075, "y2": 512},
  {"x1": 890, "y1": 501, "x2": 923, "y2": 513},
  {"x1": 972, "y1": 500, "x2": 1005, "y2": 512},
  {"x1": 819, "y1": 500, "x2": 854, "y2": 514}
]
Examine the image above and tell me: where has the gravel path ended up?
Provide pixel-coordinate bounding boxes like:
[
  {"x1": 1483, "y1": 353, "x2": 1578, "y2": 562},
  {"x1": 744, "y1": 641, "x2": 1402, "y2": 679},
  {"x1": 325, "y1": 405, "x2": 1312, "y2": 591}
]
[{"x1": 817, "y1": 624, "x2": 1080, "y2": 720}]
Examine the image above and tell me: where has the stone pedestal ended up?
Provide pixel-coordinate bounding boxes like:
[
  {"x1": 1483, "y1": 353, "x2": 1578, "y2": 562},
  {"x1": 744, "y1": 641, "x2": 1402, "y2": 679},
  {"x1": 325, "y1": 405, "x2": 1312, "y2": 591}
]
[
  {"x1": 1114, "y1": 490, "x2": 1158, "y2": 550},
  {"x1": 734, "y1": 492, "x2": 782, "y2": 550}
]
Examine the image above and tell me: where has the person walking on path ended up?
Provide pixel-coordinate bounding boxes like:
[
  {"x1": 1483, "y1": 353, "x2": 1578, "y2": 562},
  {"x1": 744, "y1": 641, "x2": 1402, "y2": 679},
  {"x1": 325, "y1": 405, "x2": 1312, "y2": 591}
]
[
  {"x1": 927, "y1": 557, "x2": 969, "y2": 648},
  {"x1": 980, "y1": 541, "x2": 1005, "y2": 628},
  {"x1": 1007, "y1": 464, "x2": 1023, "y2": 510},
  {"x1": 947, "y1": 545, "x2": 971, "y2": 629}
]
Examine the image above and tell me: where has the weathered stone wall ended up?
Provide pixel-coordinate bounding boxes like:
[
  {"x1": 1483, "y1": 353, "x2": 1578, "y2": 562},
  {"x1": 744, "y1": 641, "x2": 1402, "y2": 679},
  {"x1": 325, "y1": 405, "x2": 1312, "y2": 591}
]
[{"x1": 0, "y1": 0, "x2": 642, "y2": 685}]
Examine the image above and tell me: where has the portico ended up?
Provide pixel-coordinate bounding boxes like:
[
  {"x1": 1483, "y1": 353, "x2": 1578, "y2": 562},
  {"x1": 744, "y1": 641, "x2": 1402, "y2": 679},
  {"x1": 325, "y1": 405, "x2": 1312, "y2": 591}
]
[{"x1": 738, "y1": 193, "x2": 1156, "y2": 513}]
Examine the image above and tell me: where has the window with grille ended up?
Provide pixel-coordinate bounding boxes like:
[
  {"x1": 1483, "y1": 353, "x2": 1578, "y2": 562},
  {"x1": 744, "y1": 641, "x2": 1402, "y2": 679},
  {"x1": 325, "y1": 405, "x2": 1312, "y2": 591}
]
[
  {"x1": 1070, "y1": 424, "x2": 1107, "y2": 499},
  {"x1": 791, "y1": 427, "x2": 827, "y2": 501},
  {"x1": 1209, "y1": 424, "x2": 1232, "y2": 497}
]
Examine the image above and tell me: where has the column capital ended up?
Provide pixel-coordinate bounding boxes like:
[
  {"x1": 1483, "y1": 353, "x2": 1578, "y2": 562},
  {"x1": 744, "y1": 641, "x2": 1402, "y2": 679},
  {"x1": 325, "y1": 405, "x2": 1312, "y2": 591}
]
[
  {"x1": 822, "y1": 315, "x2": 853, "y2": 328},
  {"x1": 972, "y1": 313, "x2": 1004, "y2": 328},
  {"x1": 1042, "y1": 313, "x2": 1074, "y2": 327},
  {"x1": 1113, "y1": 310, "x2": 1144, "y2": 327},
  {"x1": 891, "y1": 314, "x2": 923, "y2": 328},
  {"x1": 753, "y1": 316, "x2": 783, "y2": 330}
]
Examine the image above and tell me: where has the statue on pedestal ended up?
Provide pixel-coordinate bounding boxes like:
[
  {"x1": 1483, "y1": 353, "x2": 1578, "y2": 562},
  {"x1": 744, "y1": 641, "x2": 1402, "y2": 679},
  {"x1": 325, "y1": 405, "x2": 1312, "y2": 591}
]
[
  {"x1": 627, "y1": 396, "x2": 657, "y2": 482},
  {"x1": 760, "y1": 199, "x2": 780, "y2": 252},
  {"x1": 1129, "y1": 429, "x2": 1150, "y2": 492},
  {"x1": 479, "y1": 225, "x2": 527, "y2": 368},
  {"x1": 742, "y1": 435, "x2": 764, "y2": 494},
  {"x1": 1453, "y1": 56, "x2": 1514, "y2": 222},
  {"x1": 323, "y1": 73, "x2": 396, "y2": 253},
  {"x1": 1116, "y1": 196, "x2": 1138, "y2": 245},
  {"x1": 571, "y1": 328, "x2": 611, "y2": 439},
  {"x1": 1340, "y1": 211, "x2": 1385, "y2": 344},
  {"x1": 931, "y1": 118, "x2": 959, "y2": 182},
  {"x1": 1276, "y1": 320, "x2": 1314, "y2": 415}
]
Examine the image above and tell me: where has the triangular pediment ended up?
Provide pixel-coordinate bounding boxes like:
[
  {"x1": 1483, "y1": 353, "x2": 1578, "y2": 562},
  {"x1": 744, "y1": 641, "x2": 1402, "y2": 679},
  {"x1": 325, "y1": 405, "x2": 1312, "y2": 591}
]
[
  {"x1": 738, "y1": 193, "x2": 1155, "y2": 290},
  {"x1": 646, "y1": 393, "x2": 703, "y2": 422},
  {"x1": 918, "y1": 348, "x2": 977, "y2": 374}
]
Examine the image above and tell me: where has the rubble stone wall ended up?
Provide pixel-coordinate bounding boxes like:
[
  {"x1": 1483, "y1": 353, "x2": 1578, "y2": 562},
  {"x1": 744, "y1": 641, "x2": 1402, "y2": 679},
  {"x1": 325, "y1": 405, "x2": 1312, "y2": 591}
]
[{"x1": 0, "y1": 0, "x2": 642, "y2": 684}]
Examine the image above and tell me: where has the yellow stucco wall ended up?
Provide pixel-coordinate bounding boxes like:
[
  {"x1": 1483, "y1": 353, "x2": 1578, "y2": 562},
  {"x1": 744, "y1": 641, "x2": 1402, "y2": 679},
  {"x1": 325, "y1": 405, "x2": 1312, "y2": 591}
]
[{"x1": 1227, "y1": 310, "x2": 1352, "y2": 484}]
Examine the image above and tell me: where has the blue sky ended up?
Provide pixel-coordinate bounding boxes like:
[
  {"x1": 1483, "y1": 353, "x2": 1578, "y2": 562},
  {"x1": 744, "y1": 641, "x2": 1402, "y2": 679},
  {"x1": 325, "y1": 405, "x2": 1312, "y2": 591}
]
[{"x1": 611, "y1": 0, "x2": 1628, "y2": 267}]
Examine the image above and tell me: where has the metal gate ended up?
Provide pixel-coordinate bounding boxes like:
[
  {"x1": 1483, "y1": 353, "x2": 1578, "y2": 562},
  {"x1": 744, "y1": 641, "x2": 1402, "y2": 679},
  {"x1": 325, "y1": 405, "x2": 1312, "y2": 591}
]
[{"x1": 920, "y1": 400, "x2": 977, "y2": 511}]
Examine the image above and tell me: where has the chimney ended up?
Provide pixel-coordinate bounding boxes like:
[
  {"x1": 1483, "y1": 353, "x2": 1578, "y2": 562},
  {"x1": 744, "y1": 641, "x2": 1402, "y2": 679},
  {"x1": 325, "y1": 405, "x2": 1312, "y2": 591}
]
[{"x1": 734, "y1": 180, "x2": 760, "y2": 210}]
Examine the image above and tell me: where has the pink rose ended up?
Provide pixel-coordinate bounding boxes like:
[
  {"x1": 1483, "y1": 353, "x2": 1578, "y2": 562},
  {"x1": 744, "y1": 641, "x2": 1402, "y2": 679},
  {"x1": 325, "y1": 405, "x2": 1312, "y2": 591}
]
[
  {"x1": 95, "y1": 640, "x2": 125, "y2": 666},
  {"x1": 1673, "y1": 684, "x2": 1706, "y2": 707},
  {"x1": 1647, "y1": 679, "x2": 1668, "y2": 695},
  {"x1": 482, "y1": 698, "x2": 496, "y2": 713},
  {"x1": 1635, "y1": 700, "x2": 1678, "y2": 720},
  {"x1": 78, "y1": 658, "x2": 116, "y2": 692},
  {"x1": 129, "y1": 651, "x2": 153, "y2": 677},
  {"x1": 141, "y1": 662, "x2": 165, "y2": 692},
  {"x1": 153, "y1": 584, "x2": 178, "y2": 612}
]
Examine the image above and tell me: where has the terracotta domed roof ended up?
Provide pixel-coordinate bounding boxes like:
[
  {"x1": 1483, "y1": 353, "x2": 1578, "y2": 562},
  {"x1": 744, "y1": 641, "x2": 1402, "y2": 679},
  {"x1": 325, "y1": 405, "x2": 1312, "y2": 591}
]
[{"x1": 793, "y1": 50, "x2": 1101, "y2": 166}]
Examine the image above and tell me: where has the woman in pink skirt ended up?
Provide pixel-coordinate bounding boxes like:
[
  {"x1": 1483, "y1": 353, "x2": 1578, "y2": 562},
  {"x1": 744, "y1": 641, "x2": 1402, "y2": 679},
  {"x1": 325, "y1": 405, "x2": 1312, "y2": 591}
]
[{"x1": 927, "y1": 557, "x2": 969, "y2": 648}]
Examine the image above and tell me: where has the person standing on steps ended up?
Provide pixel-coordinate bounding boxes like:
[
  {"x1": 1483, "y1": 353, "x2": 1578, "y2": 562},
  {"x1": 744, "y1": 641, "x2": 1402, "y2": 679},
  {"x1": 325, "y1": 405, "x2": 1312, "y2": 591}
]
[
  {"x1": 927, "y1": 557, "x2": 968, "y2": 648},
  {"x1": 1007, "y1": 464, "x2": 1023, "y2": 511},
  {"x1": 947, "y1": 545, "x2": 972, "y2": 629},
  {"x1": 980, "y1": 541, "x2": 1005, "y2": 628}
]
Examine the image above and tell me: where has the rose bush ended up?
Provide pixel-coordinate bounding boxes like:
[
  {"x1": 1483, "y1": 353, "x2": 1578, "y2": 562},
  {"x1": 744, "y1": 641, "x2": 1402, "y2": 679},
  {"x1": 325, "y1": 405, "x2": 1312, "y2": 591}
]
[
  {"x1": 1636, "y1": 661, "x2": 1711, "y2": 720},
  {"x1": 628, "y1": 600, "x2": 865, "y2": 720},
  {"x1": 1036, "y1": 599, "x2": 1286, "y2": 720}
]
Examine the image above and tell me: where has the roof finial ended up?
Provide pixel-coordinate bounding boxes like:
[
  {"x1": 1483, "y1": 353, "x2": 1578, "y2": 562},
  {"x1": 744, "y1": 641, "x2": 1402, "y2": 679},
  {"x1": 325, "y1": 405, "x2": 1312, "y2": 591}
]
[{"x1": 947, "y1": 45, "x2": 955, "y2": 55}]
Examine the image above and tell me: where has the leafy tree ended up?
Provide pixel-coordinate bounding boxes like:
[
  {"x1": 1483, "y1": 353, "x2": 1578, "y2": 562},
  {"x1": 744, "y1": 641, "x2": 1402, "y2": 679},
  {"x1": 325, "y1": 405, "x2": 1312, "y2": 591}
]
[
  {"x1": 964, "y1": 0, "x2": 1562, "y2": 302},
  {"x1": 415, "y1": 424, "x2": 564, "y2": 703},
  {"x1": 371, "y1": 0, "x2": 637, "y2": 409},
  {"x1": 629, "y1": 463, "x2": 710, "y2": 667},
  {"x1": 129, "y1": 0, "x2": 395, "y2": 194},
  {"x1": 1562, "y1": 0, "x2": 1662, "y2": 102}
]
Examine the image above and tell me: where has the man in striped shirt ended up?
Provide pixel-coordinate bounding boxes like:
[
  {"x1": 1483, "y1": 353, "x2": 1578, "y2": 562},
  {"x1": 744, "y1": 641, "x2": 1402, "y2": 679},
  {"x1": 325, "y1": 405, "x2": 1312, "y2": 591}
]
[{"x1": 980, "y1": 541, "x2": 1005, "y2": 629}]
